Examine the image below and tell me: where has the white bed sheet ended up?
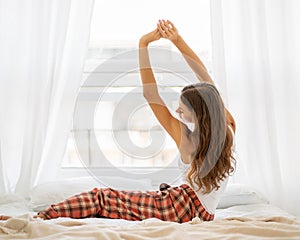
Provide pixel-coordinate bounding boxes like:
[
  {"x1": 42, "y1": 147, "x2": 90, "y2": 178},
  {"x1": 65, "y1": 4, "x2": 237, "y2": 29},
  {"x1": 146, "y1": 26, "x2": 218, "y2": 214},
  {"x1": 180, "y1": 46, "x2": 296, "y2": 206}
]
[{"x1": 1, "y1": 195, "x2": 300, "y2": 239}]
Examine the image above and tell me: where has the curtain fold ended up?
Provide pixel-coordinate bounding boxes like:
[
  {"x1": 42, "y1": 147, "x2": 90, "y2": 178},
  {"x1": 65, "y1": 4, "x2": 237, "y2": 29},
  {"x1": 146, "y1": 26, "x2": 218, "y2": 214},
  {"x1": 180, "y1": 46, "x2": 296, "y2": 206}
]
[
  {"x1": 0, "y1": 142, "x2": 8, "y2": 193},
  {"x1": 211, "y1": 0, "x2": 300, "y2": 216},
  {"x1": 0, "y1": 0, "x2": 94, "y2": 197}
]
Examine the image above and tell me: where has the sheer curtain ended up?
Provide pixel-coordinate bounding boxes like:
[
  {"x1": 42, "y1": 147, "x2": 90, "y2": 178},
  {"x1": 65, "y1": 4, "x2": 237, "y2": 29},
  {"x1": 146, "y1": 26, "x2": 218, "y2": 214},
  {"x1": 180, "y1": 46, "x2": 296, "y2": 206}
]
[
  {"x1": 0, "y1": 0, "x2": 94, "y2": 196},
  {"x1": 211, "y1": 0, "x2": 300, "y2": 216}
]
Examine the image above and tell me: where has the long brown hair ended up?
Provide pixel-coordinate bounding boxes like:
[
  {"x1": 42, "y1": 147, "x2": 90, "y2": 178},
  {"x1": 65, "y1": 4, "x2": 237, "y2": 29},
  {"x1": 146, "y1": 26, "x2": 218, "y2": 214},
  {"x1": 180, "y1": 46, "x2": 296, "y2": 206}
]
[{"x1": 180, "y1": 83, "x2": 235, "y2": 194}]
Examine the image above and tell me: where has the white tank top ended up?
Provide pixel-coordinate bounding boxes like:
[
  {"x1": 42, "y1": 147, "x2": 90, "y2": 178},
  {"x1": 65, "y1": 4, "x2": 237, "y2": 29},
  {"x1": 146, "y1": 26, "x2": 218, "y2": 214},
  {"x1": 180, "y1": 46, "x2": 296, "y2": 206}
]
[
  {"x1": 177, "y1": 125, "x2": 235, "y2": 214},
  {"x1": 177, "y1": 158, "x2": 228, "y2": 214}
]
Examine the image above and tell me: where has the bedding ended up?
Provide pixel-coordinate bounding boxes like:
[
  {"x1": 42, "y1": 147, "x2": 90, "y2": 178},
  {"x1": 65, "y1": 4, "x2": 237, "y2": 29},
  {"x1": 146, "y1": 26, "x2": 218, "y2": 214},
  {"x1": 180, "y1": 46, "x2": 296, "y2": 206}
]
[
  {"x1": 1, "y1": 197, "x2": 300, "y2": 239},
  {"x1": 1, "y1": 203, "x2": 300, "y2": 239}
]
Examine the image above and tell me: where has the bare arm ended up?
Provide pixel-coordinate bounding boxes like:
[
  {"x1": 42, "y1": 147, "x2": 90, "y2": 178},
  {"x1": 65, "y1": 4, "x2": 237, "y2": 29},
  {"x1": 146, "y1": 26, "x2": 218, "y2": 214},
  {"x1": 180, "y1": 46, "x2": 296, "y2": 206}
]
[
  {"x1": 157, "y1": 20, "x2": 214, "y2": 85},
  {"x1": 158, "y1": 20, "x2": 236, "y2": 132},
  {"x1": 139, "y1": 29, "x2": 185, "y2": 147}
]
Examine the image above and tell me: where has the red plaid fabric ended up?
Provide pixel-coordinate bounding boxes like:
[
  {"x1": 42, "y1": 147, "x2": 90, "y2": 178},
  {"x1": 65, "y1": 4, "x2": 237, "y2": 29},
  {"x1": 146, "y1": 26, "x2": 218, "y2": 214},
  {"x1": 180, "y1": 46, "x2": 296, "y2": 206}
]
[{"x1": 39, "y1": 184, "x2": 214, "y2": 223}]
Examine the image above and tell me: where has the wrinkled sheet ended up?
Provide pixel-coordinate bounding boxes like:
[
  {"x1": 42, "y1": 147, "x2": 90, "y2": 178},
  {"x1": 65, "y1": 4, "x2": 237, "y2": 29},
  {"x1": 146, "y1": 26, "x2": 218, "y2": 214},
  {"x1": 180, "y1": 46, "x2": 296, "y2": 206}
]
[
  {"x1": 1, "y1": 200, "x2": 300, "y2": 240},
  {"x1": 1, "y1": 214, "x2": 300, "y2": 240}
]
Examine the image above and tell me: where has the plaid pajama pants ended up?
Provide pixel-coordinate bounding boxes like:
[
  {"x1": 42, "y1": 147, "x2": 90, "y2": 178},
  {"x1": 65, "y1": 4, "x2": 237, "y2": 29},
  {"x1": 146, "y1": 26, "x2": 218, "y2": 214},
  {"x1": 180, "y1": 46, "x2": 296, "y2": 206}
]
[{"x1": 39, "y1": 184, "x2": 214, "y2": 223}]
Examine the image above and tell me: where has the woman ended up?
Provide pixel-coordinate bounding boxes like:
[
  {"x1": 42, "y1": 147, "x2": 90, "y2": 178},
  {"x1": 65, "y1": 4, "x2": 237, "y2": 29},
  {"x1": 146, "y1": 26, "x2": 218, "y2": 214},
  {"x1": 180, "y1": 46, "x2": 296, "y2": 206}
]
[
  {"x1": 0, "y1": 20, "x2": 235, "y2": 223},
  {"x1": 138, "y1": 19, "x2": 236, "y2": 221}
]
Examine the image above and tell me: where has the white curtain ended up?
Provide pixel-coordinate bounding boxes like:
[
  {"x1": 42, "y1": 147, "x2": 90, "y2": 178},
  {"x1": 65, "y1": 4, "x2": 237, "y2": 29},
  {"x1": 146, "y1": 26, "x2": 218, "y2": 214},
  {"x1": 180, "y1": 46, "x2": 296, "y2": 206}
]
[
  {"x1": 211, "y1": 0, "x2": 300, "y2": 216},
  {"x1": 0, "y1": 0, "x2": 94, "y2": 196}
]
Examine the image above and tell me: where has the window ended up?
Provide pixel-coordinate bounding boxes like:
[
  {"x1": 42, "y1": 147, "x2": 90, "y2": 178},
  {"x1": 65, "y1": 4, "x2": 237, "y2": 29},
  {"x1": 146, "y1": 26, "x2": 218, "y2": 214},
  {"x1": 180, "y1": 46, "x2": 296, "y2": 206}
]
[{"x1": 61, "y1": 0, "x2": 212, "y2": 183}]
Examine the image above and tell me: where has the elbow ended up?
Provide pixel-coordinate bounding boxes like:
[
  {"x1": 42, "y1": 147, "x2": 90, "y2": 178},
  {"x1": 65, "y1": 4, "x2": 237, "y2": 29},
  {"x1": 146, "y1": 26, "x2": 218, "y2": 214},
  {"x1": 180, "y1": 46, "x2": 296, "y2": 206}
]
[
  {"x1": 143, "y1": 90, "x2": 157, "y2": 102},
  {"x1": 142, "y1": 85, "x2": 159, "y2": 102},
  {"x1": 143, "y1": 91, "x2": 152, "y2": 101}
]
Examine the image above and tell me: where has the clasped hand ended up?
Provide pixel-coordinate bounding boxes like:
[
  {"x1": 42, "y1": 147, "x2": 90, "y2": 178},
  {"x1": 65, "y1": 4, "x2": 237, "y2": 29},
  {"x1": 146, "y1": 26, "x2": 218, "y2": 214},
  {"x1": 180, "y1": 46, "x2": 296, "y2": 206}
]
[{"x1": 139, "y1": 19, "x2": 179, "y2": 47}]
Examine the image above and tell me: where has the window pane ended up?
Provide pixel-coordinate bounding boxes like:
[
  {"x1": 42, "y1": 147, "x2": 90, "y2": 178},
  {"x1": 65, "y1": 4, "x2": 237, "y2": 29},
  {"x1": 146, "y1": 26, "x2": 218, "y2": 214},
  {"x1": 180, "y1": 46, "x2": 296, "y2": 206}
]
[
  {"x1": 89, "y1": 0, "x2": 212, "y2": 55},
  {"x1": 62, "y1": 0, "x2": 211, "y2": 170}
]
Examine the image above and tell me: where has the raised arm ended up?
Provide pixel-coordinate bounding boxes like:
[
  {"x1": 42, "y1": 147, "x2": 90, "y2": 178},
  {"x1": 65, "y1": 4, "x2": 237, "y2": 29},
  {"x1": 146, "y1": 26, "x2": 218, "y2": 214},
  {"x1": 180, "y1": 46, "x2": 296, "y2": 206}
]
[
  {"x1": 139, "y1": 29, "x2": 186, "y2": 147},
  {"x1": 157, "y1": 20, "x2": 214, "y2": 85},
  {"x1": 157, "y1": 20, "x2": 236, "y2": 132}
]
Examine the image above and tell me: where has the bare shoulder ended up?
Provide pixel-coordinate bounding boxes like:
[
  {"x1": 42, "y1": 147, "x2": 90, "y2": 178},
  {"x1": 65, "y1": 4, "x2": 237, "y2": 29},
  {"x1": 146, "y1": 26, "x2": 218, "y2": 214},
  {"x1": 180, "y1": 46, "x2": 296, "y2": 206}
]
[{"x1": 225, "y1": 108, "x2": 236, "y2": 133}]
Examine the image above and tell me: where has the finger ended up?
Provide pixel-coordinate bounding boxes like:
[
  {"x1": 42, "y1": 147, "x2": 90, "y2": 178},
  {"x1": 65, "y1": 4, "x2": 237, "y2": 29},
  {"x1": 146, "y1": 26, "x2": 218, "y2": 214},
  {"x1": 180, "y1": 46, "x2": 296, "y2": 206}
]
[
  {"x1": 165, "y1": 20, "x2": 172, "y2": 29},
  {"x1": 167, "y1": 20, "x2": 177, "y2": 32},
  {"x1": 167, "y1": 25, "x2": 173, "y2": 32},
  {"x1": 162, "y1": 19, "x2": 169, "y2": 29},
  {"x1": 158, "y1": 19, "x2": 166, "y2": 30},
  {"x1": 158, "y1": 19, "x2": 166, "y2": 31},
  {"x1": 157, "y1": 23, "x2": 168, "y2": 38},
  {"x1": 163, "y1": 20, "x2": 174, "y2": 35},
  {"x1": 160, "y1": 20, "x2": 172, "y2": 36},
  {"x1": 157, "y1": 22, "x2": 163, "y2": 32},
  {"x1": 162, "y1": 25, "x2": 173, "y2": 36},
  {"x1": 158, "y1": 19, "x2": 172, "y2": 38},
  {"x1": 163, "y1": 25, "x2": 170, "y2": 33},
  {"x1": 167, "y1": 28, "x2": 174, "y2": 34}
]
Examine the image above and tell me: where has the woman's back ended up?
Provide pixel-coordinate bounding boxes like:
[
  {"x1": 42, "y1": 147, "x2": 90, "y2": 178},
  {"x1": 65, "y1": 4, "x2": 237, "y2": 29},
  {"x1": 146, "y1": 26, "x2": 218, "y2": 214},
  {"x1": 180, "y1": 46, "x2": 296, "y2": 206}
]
[{"x1": 178, "y1": 123, "x2": 235, "y2": 214}]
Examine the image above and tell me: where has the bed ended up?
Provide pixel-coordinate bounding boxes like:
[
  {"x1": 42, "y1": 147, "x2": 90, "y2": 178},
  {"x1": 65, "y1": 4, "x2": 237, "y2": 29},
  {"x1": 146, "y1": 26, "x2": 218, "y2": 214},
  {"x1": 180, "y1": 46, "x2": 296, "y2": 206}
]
[{"x1": 1, "y1": 177, "x2": 300, "y2": 239}]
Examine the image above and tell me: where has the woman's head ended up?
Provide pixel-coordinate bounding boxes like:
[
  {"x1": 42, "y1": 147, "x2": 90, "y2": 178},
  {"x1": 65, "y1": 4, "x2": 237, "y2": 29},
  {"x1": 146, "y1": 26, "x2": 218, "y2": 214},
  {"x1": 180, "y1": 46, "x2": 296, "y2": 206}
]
[
  {"x1": 179, "y1": 83, "x2": 235, "y2": 193},
  {"x1": 178, "y1": 83, "x2": 223, "y2": 125}
]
